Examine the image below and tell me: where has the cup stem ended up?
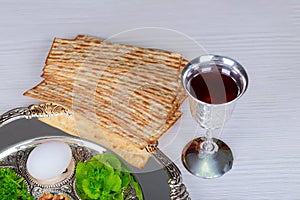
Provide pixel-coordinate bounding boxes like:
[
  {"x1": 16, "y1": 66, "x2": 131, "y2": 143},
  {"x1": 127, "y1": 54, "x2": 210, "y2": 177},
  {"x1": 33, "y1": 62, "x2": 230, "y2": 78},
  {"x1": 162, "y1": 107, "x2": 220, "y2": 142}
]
[{"x1": 202, "y1": 129, "x2": 218, "y2": 153}]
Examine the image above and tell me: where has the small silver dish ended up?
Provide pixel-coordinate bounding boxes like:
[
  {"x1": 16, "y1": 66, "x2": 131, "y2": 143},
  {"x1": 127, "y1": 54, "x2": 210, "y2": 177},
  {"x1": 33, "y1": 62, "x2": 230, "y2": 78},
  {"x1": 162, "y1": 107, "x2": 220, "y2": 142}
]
[{"x1": 0, "y1": 136, "x2": 106, "y2": 199}]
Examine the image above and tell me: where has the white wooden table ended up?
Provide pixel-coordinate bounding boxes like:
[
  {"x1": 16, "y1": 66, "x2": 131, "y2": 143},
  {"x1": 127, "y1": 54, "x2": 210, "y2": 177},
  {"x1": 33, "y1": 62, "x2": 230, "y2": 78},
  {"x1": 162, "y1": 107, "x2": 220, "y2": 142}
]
[{"x1": 1, "y1": 1, "x2": 300, "y2": 199}]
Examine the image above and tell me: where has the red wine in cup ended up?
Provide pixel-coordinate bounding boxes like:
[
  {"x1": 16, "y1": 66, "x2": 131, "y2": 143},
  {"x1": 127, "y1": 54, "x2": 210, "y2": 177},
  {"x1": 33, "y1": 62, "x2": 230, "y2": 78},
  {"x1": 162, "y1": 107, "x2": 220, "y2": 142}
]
[{"x1": 189, "y1": 71, "x2": 239, "y2": 104}]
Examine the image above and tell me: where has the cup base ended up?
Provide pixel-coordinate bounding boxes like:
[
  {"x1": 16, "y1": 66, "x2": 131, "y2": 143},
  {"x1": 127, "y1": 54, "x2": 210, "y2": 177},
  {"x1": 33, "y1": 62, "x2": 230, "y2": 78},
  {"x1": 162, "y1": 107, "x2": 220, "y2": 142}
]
[{"x1": 182, "y1": 137, "x2": 233, "y2": 178}]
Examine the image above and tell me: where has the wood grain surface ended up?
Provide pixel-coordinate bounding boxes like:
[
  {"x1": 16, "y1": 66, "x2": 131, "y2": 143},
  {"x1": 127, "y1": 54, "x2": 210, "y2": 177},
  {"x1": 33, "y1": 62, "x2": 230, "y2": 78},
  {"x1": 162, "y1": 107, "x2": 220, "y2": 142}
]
[{"x1": 0, "y1": 1, "x2": 300, "y2": 199}]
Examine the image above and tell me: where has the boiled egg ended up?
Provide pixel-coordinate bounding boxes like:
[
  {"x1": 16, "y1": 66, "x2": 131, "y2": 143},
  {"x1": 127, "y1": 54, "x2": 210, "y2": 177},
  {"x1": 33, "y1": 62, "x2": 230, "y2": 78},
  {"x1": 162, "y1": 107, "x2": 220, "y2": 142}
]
[{"x1": 26, "y1": 141, "x2": 72, "y2": 181}]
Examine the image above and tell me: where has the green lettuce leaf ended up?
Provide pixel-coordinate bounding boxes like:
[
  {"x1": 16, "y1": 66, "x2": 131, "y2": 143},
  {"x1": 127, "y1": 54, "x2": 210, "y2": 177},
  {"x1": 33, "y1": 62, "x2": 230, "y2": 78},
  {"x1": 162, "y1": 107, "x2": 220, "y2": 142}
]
[{"x1": 75, "y1": 152, "x2": 144, "y2": 200}]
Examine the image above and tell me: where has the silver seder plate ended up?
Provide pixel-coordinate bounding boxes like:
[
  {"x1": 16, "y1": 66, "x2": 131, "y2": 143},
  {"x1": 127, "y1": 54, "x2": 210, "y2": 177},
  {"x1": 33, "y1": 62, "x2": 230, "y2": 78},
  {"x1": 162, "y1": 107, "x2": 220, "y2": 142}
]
[{"x1": 0, "y1": 103, "x2": 190, "y2": 200}]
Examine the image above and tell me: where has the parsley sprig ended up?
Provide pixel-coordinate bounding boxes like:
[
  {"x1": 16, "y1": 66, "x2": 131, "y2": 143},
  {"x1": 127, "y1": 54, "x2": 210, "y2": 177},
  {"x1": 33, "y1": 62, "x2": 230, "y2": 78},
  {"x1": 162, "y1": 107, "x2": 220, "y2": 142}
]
[{"x1": 0, "y1": 168, "x2": 34, "y2": 200}]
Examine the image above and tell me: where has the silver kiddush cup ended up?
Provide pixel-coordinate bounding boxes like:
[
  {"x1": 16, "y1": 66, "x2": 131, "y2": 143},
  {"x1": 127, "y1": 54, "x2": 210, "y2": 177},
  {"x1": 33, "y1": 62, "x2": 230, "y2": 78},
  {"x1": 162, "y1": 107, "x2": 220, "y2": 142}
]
[{"x1": 181, "y1": 55, "x2": 248, "y2": 178}]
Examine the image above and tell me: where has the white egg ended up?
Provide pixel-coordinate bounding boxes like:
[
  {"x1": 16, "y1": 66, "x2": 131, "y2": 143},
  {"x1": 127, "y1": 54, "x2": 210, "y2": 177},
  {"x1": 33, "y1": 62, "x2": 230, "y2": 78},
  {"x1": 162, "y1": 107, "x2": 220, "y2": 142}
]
[{"x1": 26, "y1": 141, "x2": 72, "y2": 181}]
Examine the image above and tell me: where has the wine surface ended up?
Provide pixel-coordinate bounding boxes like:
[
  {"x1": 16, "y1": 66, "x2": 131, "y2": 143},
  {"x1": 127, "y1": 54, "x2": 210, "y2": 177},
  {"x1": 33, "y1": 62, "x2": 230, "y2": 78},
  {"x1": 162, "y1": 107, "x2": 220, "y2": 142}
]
[{"x1": 189, "y1": 71, "x2": 239, "y2": 104}]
